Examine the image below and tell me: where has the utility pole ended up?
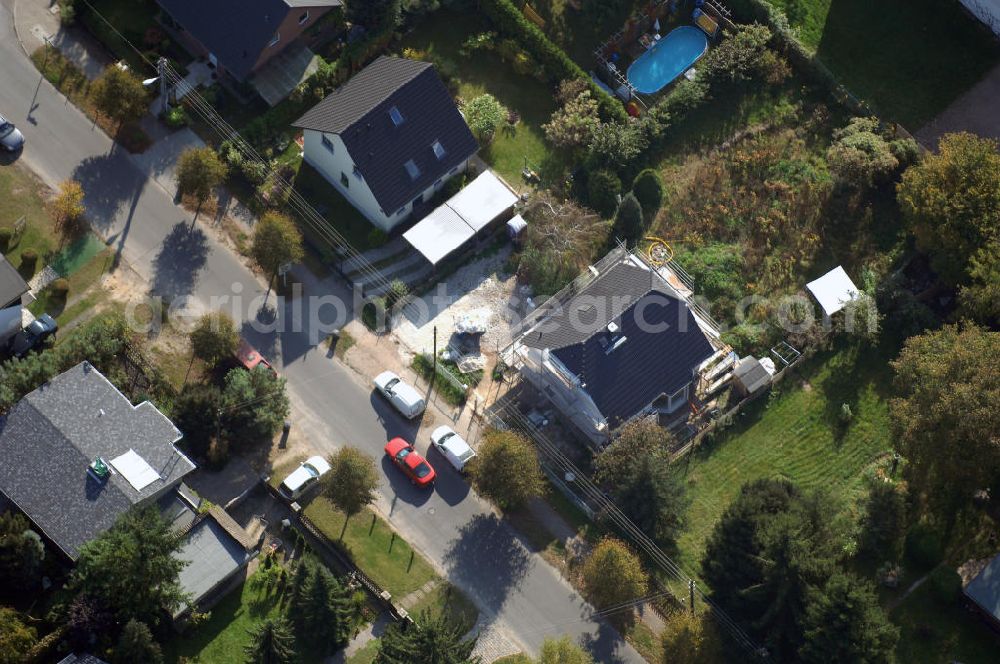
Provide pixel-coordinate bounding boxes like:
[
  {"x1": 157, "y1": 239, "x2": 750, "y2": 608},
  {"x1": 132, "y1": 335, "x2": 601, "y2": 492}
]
[
  {"x1": 432, "y1": 326, "x2": 437, "y2": 376},
  {"x1": 689, "y1": 579, "x2": 695, "y2": 614},
  {"x1": 158, "y1": 57, "x2": 170, "y2": 116}
]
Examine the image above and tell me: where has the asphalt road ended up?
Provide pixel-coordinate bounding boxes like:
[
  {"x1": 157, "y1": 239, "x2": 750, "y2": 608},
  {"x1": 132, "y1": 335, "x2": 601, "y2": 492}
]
[{"x1": 0, "y1": 6, "x2": 643, "y2": 660}]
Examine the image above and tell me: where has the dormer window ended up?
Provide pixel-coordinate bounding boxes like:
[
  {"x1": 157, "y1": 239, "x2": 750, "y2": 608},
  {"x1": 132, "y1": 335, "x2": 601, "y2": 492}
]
[
  {"x1": 404, "y1": 159, "x2": 421, "y2": 180},
  {"x1": 298, "y1": 11, "x2": 309, "y2": 24},
  {"x1": 353, "y1": 165, "x2": 363, "y2": 180},
  {"x1": 431, "y1": 140, "x2": 446, "y2": 160},
  {"x1": 268, "y1": 32, "x2": 280, "y2": 47},
  {"x1": 389, "y1": 106, "x2": 405, "y2": 126}
]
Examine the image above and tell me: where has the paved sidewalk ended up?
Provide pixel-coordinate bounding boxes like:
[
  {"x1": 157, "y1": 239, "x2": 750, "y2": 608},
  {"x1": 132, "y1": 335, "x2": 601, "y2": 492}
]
[
  {"x1": 916, "y1": 61, "x2": 1000, "y2": 148},
  {"x1": 15, "y1": 0, "x2": 110, "y2": 79}
]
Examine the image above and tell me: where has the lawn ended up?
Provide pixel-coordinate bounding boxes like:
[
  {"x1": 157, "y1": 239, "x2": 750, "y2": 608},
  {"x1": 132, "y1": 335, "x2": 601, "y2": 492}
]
[
  {"x1": 291, "y1": 162, "x2": 383, "y2": 254},
  {"x1": 762, "y1": 0, "x2": 1000, "y2": 127},
  {"x1": 406, "y1": 581, "x2": 480, "y2": 632},
  {"x1": 29, "y1": 246, "x2": 114, "y2": 326},
  {"x1": 672, "y1": 344, "x2": 895, "y2": 574},
  {"x1": 1, "y1": 163, "x2": 58, "y2": 267},
  {"x1": 400, "y1": 10, "x2": 566, "y2": 186},
  {"x1": 303, "y1": 496, "x2": 437, "y2": 598}
]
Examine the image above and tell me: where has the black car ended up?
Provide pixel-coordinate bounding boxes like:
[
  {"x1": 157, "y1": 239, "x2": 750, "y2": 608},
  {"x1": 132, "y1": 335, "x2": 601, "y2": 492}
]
[{"x1": 9, "y1": 314, "x2": 58, "y2": 357}]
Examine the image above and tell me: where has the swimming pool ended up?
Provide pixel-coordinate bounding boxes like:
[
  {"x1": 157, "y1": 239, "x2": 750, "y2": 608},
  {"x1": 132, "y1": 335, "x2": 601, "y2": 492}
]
[{"x1": 627, "y1": 26, "x2": 709, "y2": 95}]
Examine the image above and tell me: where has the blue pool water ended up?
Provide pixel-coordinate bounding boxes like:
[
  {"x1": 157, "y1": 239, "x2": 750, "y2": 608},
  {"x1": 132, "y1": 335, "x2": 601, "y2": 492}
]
[{"x1": 627, "y1": 26, "x2": 708, "y2": 95}]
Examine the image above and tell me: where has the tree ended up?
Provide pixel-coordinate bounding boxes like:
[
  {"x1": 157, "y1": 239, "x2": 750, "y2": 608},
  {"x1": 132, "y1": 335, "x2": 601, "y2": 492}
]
[
  {"x1": 175, "y1": 147, "x2": 227, "y2": 218},
  {"x1": 580, "y1": 538, "x2": 648, "y2": 629},
  {"x1": 251, "y1": 212, "x2": 304, "y2": 292},
  {"x1": 322, "y1": 447, "x2": 379, "y2": 534},
  {"x1": 799, "y1": 573, "x2": 898, "y2": 664},
  {"x1": 464, "y1": 94, "x2": 507, "y2": 142},
  {"x1": 375, "y1": 609, "x2": 479, "y2": 664},
  {"x1": 632, "y1": 169, "x2": 664, "y2": 219},
  {"x1": 960, "y1": 240, "x2": 1000, "y2": 324},
  {"x1": 64, "y1": 594, "x2": 112, "y2": 653},
  {"x1": 71, "y1": 506, "x2": 186, "y2": 625},
  {"x1": 172, "y1": 382, "x2": 223, "y2": 459},
  {"x1": 52, "y1": 179, "x2": 86, "y2": 238},
  {"x1": 890, "y1": 323, "x2": 1000, "y2": 516},
  {"x1": 661, "y1": 610, "x2": 721, "y2": 663},
  {"x1": 897, "y1": 132, "x2": 1000, "y2": 286},
  {"x1": 0, "y1": 512, "x2": 43, "y2": 598},
  {"x1": 586, "y1": 121, "x2": 648, "y2": 172},
  {"x1": 345, "y1": 0, "x2": 401, "y2": 32},
  {"x1": 469, "y1": 429, "x2": 546, "y2": 511},
  {"x1": 859, "y1": 480, "x2": 907, "y2": 562},
  {"x1": 537, "y1": 636, "x2": 593, "y2": 664},
  {"x1": 190, "y1": 311, "x2": 239, "y2": 366},
  {"x1": 0, "y1": 606, "x2": 36, "y2": 664},
  {"x1": 221, "y1": 366, "x2": 290, "y2": 445},
  {"x1": 595, "y1": 420, "x2": 686, "y2": 551},
  {"x1": 826, "y1": 117, "x2": 900, "y2": 189},
  {"x1": 244, "y1": 617, "x2": 297, "y2": 664},
  {"x1": 612, "y1": 192, "x2": 644, "y2": 244},
  {"x1": 543, "y1": 88, "x2": 600, "y2": 152},
  {"x1": 113, "y1": 619, "x2": 163, "y2": 664},
  {"x1": 292, "y1": 565, "x2": 357, "y2": 651},
  {"x1": 91, "y1": 65, "x2": 148, "y2": 129},
  {"x1": 586, "y1": 168, "x2": 621, "y2": 217},
  {"x1": 699, "y1": 23, "x2": 772, "y2": 84}
]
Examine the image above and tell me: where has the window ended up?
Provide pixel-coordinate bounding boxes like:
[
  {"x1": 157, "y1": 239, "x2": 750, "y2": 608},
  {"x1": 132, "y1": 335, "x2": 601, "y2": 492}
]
[
  {"x1": 431, "y1": 140, "x2": 446, "y2": 160},
  {"x1": 404, "y1": 159, "x2": 420, "y2": 180},
  {"x1": 413, "y1": 193, "x2": 424, "y2": 206},
  {"x1": 397, "y1": 208, "x2": 407, "y2": 216},
  {"x1": 389, "y1": 106, "x2": 405, "y2": 126},
  {"x1": 340, "y1": 172, "x2": 349, "y2": 188},
  {"x1": 321, "y1": 134, "x2": 334, "y2": 153},
  {"x1": 434, "y1": 178, "x2": 443, "y2": 188},
  {"x1": 353, "y1": 165, "x2": 363, "y2": 180},
  {"x1": 298, "y1": 11, "x2": 309, "y2": 24},
  {"x1": 449, "y1": 165, "x2": 459, "y2": 175},
  {"x1": 268, "y1": 32, "x2": 280, "y2": 47}
]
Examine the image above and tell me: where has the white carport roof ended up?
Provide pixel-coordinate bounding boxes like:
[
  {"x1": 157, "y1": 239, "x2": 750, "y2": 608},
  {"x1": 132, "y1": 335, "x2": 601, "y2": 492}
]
[
  {"x1": 446, "y1": 170, "x2": 519, "y2": 231},
  {"x1": 404, "y1": 170, "x2": 518, "y2": 265},
  {"x1": 403, "y1": 204, "x2": 475, "y2": 266},
  {"x1": 806, "y1": 265, "x2": 860, "y2": 316}
]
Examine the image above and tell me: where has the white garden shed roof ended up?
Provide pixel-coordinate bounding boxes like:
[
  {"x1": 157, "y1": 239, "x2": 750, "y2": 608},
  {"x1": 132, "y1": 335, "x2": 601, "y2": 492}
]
[
  {"x1": 806, "y1": 265, "x2": 860, "y2": 316},
  {"x1": 403, "y1": 205, "x2": 475, "y2": 266},
  {"x1": 446, "y1": 170, "x2": 518, "y2": 231},
  {"x1": 404, "y1": 170, "x2": 518, "y2": 265}
]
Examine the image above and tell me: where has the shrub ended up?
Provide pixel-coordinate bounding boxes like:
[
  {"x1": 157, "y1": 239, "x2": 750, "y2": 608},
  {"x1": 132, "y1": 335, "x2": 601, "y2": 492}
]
[
  {"x1": 587, "y1": 169, "x2": 621, "y2": 217},
  {"x1": 905, "y1": 523, "x2": 943, "y2": 568},
  {"x1": 367, "y1": 227, "x2": 388, "y2": 247},
  {"x1": 206, "y1": 437, "x2": 229, "y2": 469},
  {"x1": 587, "y1": 121, "x2": 648, "y2": 174},
  {"x1": 465, "y1": 94, "x2": 508, "y2": 141},
  {"x1": 163, "y1": 105, "x2": 188, "y2": 128},
  {"x1": 50, "y1": 278, "x2": 70, "y2": 297},
  {"x1": 928, "y1": 565, "x2": 961, "y2": 605},
  {"x1": 756, "y1": 49, "x2": 791, "y2": 85},
  {"x1": 20, "y1": 249, "x2": 38, "y2": 271},
  {"x1": 631, "y1": 169, "x2": 664, "y2": 218},
  {"x1": 0, "y1": 228, "x2": 12, "y2": 251},
  {"x1": 543, "y1": 88, "x2": 601, "y2": 153},
  {"x1": 612, "y1": 192, "x2": 644, "y2": 245}
]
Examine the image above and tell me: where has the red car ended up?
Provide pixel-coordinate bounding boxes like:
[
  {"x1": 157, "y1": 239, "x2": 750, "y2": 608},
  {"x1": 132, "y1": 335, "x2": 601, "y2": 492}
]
[{"x1": 384, "y1": 437, "x2": 436, "y2": 487}]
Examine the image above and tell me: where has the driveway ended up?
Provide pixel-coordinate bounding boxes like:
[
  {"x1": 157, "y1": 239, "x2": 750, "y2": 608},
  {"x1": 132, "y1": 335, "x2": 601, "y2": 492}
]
[
  {"x1": 0, "y1": 4, "x2": 643, "y2": 660},
  {"x1": 916, "y1": 61, "x2": 1000, "y2": 148}
]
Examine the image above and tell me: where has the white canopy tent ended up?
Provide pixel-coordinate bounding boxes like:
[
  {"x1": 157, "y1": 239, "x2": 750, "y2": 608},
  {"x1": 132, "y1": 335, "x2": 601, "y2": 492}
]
[
  {"x1": 404, "y1": 170, "x2": 518, "y2": 265},
  {"x1": 806, "y1": 265, "x2": 860, "y2": 316},
  {"x1": 402, "y1": 205, "x2": 475, "y2": 266},
  {"x1": 961, "y1": 0, "x2": 1000, "y2": 35}
]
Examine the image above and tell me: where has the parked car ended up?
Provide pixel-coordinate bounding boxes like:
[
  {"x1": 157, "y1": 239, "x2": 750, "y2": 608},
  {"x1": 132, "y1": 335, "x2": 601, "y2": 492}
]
[
  {"x1": 0, "y1": 114, "x2": 25, "y2": 152},
  {"x1": 384, "y1": 437, "x2": 436, "y2": 487},
  {"x1": 9, "y1": 314, "x2": 57, "y2": 357},
  {"x1": 373, "y1": 371, "x2": 425, "y2": 419},
  {"x1": 430, "y1": 426, "x2": 476, "y2": 472},
  {"x1": 278, "y1": 456, "x2": 331, "y2": 501},
  {"x1": 236, "y1": 338, "x2": 277, "y2": 378}
]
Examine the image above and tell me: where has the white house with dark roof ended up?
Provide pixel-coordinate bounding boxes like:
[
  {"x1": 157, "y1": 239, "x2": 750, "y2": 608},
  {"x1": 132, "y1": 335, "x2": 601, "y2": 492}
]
[
  {"x1": 0, "y1": 362, "x2": 196, "y2": 560},
  {"x1": 293, "y1": 56, "x2": 479, "y2": 232}
]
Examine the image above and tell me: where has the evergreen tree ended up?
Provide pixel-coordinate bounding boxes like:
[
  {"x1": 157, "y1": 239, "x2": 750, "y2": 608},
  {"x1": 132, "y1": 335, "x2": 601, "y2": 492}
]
[
  {"x1": 244, "y1": 617, "x2": 297, "y2": 664},
  {"x1": 295, "y1": 565, "x2": 355, "y2": 652},
  {"x1": 799, "y1": 573, "x2": 898, "y2": 664},
  {"x1": 112, "y1": 619, "x2": 163, "y2": 664},
  {"x1": 376, "y1": 609, "x2": 479, "y2": 664},
  {"x1": 859, "y1": 481, "x2": 907, "y2": 562},
  {"x1": 612, "y1": 453, "x2": 688, "y2": 552},
  {"x1": 0, "y1": 512, "x2": 43, "y2": 598},
  {"x1": 612, "y1": 193, "x2": 644, "y2": 245}
]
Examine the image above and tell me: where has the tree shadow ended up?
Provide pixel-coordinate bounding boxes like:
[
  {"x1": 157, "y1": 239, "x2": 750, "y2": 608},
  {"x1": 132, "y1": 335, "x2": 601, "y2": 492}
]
[
  {"x1": 72, "y1": 151, "x2": 146, "y2": 235},
  {"x1": 442, "y1": 513, "x2": 533, "y2": 615},
  {"x1": 579, "y1": 621, "x2": 631, "y2": 664},
  {"x1": 150, "y1": 222, "x2": 209, "y2": 301}
]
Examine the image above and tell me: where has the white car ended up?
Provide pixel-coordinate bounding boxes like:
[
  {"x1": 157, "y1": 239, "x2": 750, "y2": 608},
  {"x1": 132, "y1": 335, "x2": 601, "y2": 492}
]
[
  {"x1": 373, "y1": 371, "x2": 426, "y2": 419},
  {"x1": 278, "y1": 456, "x2": 331, "y2": 500},
  {"x1": 430, "y1": 426, "x2": 477, "y2": 472}
]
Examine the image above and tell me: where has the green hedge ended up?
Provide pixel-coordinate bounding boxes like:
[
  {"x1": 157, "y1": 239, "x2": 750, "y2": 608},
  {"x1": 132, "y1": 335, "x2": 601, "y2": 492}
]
[{"x1": 479, "y1": 0, "x2": 627, "y2": 123}]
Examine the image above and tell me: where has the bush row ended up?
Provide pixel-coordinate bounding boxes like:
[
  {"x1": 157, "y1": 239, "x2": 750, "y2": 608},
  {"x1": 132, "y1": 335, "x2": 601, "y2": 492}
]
[{"x1": 478, "y1": 0, "x2": 628, "y2": 123}]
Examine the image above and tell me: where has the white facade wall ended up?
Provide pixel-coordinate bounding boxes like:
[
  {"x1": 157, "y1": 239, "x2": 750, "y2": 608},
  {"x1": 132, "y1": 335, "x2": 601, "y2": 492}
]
[{"x1": 302, "y1": 129, "x2": 468, "y2": 232}]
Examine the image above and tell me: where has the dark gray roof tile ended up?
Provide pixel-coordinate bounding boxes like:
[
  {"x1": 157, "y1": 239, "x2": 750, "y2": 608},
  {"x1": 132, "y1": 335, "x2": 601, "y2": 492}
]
[{"x1": 0, "y1": 255, "x2": 29, "y2": 309}]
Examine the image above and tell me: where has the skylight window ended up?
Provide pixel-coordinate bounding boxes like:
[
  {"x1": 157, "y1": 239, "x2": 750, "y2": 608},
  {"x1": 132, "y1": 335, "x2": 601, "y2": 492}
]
[
  {"x1": 431, "y1": 140, "x2": 446, "y2": 160},
  {"x1": 404, "y1": 159, "x2": 421, "y2": 180},
  {"x1": 389, "y1": 106, "x2": 405, "y2": 126}
]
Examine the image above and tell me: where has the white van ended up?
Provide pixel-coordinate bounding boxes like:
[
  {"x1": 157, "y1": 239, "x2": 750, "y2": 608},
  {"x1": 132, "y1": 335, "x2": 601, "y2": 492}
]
[
  {"x1": 430, "y1": 426, "x2": 477, "y2": 472},
  {"x1": 373, "y1": 371, "x2": 426, "y2": 419}
]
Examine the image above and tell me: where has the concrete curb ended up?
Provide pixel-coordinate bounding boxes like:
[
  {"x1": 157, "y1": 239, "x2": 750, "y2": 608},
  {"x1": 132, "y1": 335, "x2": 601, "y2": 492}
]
[{"x1": 10, "y1": 0, "x2": 32, "y2": 59}]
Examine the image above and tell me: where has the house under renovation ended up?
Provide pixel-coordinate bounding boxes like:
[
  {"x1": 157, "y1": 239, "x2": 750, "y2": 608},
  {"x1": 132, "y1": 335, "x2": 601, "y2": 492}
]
[{"x1": 504, "y1": 247, "x2": 732, "y2": 448}]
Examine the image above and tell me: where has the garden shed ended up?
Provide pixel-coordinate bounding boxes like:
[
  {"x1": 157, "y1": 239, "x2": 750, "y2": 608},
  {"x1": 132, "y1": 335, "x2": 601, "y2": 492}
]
[{"x1": 806, "y1": 265, "x2": 860, "y2": 316}]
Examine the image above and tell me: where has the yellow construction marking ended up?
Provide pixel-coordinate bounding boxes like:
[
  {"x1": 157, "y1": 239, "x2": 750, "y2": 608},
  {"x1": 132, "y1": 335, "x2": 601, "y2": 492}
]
[{"x1": 644, "y1": 236, "x2": 674, "y2": 265}]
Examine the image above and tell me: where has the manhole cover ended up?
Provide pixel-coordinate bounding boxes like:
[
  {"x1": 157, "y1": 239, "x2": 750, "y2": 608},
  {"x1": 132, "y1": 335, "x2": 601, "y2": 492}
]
[{"x1": 428, "y1": 508, "x2": 436, "y2": 516}]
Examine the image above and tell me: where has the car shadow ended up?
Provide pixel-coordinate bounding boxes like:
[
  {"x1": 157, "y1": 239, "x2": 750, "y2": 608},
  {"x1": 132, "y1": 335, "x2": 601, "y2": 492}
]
[
  {"x1": 442, "y1": 513, "x2": 533, "y2": 614},
  {"x1": 380, "y1": 455, "x2": 433, "y2": 507},
  {"x1": 368, "y1": 392, "x2": 422, "y2": 440},
  {"x1": 0, "y1": 149, "x2": 22, "y2": 165},
  {"x1": 428, "y1": 447, "x2": 471, "y2": 506}
]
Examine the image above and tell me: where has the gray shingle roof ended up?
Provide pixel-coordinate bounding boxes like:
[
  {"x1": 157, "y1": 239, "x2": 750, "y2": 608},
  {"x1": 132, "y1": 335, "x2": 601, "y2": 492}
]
[
  {"x1": 0, "y1": 255, "x2": 29, "y2": 309},
  {"x1": 523, "y1": 260, "x2": 716, "y2": 427},
  {"x1": 0, "y1": 362, "x2": 195, "y2": 560},
  {"x1": 173, "y1": 517, "x2": 251, "y2": 616},
  {"x1": 293, "y1": 56, "x2": 479, "y2": 215},
  {"x1": 156, "y1": 0, "x2": 341, "y2": 80}
]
